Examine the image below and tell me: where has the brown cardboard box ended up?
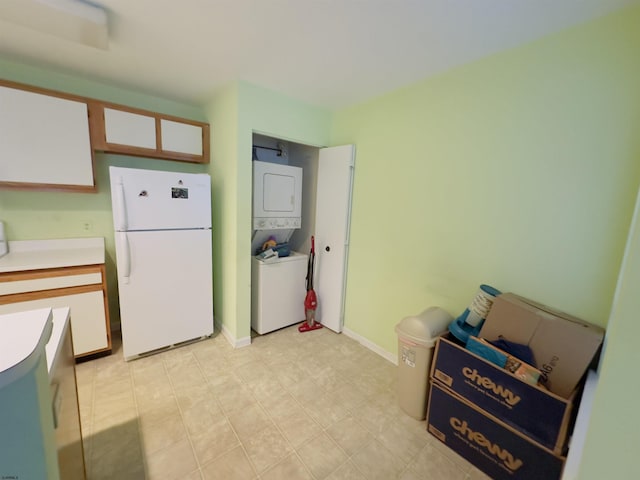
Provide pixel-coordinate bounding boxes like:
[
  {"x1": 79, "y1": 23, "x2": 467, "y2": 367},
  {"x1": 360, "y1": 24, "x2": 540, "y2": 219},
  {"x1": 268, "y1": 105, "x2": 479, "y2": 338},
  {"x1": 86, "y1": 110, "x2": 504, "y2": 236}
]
[
  {"x1": 479, "y1": 293, "x2": 604, "y2": 398},
  {"x1": 431, "y1": 336, "x2": 576, "y2": 453},
  {"x1": 427, "y1": 382, "x2": 566, "y2": 480}
]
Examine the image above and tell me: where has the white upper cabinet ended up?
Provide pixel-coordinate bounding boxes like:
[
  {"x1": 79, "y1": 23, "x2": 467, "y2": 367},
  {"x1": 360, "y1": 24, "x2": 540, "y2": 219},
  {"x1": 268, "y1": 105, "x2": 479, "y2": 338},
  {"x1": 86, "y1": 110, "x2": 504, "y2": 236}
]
[
  {"x1": 160, "y1": 118, "x2": 203, "y2": 156},
  {"x1": 0, "y1": 79, "x2": 209, "y2": 193},
  {"x1": 89, "y1": 102, "x2": 209, "y2": 164},
  {"x1": 0, "y1": 82, "x2": 95, "y2": 191},
  {"x1": 104, "y1": 108, "x2": 156, "y2": 149}
]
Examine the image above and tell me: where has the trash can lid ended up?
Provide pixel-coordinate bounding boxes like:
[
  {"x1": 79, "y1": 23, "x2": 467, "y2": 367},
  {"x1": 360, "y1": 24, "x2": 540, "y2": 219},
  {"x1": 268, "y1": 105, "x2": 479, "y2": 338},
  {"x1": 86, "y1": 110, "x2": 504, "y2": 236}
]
[{"x1": 395, "y1": 306, "x2": 453, "y2": 347}]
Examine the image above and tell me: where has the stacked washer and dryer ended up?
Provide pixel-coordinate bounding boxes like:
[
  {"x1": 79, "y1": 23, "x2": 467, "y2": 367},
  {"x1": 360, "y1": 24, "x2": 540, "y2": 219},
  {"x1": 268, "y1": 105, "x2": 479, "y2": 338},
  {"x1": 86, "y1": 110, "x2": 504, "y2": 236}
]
[{"x1": 251, "y1": 160, "x2": 308, "y2": 334}]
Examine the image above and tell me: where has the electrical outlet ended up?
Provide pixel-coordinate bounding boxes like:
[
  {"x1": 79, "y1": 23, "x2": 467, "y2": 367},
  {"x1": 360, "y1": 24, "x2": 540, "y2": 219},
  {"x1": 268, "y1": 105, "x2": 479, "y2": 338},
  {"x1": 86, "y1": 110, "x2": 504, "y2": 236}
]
[{"x1": 83, "y1": 221, "x2": 92, "y2": 231}]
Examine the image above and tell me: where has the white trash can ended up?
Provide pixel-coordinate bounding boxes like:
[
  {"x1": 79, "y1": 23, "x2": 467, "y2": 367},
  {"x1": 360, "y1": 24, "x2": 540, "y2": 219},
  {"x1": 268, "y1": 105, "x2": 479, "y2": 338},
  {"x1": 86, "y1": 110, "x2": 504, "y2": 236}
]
[{"x1": 395, "y1": 307, "x2": 453, "y2": 420}]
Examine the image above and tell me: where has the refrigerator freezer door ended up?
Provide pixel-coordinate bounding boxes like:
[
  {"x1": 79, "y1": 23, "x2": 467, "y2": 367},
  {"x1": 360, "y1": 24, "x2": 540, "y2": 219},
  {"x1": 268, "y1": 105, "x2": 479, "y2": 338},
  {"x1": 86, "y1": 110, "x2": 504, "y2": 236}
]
[
  {"x1": 110, "y1": 166, "x2": 211, "y2": 231},
  {"x1": 115, "y1": 229, "x2": 214, "y2": 359}
]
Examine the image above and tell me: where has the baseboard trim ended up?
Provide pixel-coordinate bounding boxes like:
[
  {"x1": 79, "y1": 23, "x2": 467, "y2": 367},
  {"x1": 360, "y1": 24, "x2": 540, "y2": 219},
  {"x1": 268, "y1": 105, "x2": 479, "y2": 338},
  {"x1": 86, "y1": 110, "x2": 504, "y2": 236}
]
[
  {"x1": 342, "y1": 326, "x2": 397, "y2": 365},
  {"x1": 219, "y1": 322, "x2": 252, "y2": 348}
]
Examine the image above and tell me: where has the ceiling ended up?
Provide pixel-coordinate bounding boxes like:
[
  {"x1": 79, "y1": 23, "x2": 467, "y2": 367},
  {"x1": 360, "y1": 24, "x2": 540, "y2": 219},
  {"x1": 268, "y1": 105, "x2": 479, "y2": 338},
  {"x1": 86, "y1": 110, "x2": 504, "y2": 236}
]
[{"x1": 0, "y1": 0, "x2": 637, "y2": 110}]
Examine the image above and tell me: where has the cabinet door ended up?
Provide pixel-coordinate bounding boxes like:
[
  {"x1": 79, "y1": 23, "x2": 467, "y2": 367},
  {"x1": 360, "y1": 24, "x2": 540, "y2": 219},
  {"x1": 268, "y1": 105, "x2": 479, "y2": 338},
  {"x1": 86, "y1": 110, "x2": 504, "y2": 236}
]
[
  {"x1": 51, "y1": 325, "x2": 86, "y2": 479},
  {"x1": 0, "y1": 291, "x2": 108, "y2": 356},
  {"x1": 0, "y1": 85, "x2": 95, "y2": 189},
  {"x1": 160, "y1": 119, "x2": 203, "y2": 155},
  {"x1": 104, "y1": 107, "x2": 156, "y2": 149}
]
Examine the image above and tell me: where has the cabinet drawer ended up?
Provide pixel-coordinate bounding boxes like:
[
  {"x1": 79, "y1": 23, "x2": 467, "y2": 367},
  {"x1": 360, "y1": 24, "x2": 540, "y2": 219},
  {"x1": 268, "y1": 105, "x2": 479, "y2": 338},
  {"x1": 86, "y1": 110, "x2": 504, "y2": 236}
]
[{"x1": 0, "y1": 272, "x2": 102, "y2": 295}]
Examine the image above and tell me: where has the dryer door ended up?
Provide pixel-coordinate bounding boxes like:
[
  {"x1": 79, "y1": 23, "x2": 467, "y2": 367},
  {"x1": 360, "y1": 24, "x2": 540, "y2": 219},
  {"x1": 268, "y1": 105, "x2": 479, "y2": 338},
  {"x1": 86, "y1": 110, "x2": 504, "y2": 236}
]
[{"x1": 253, "y1": 161, "x2": 302, "y2": 228}]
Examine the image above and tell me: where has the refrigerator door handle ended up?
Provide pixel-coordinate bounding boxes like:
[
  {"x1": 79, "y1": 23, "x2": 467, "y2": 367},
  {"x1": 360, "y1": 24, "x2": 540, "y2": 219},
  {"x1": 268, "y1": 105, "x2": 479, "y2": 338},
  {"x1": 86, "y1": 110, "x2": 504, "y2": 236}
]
[
  {"x1": 119, "y1": 232, "x2": 131, "y2": 284},
  {"x1": 113, "y1": 178, "x2": 128, "y2": 231}
]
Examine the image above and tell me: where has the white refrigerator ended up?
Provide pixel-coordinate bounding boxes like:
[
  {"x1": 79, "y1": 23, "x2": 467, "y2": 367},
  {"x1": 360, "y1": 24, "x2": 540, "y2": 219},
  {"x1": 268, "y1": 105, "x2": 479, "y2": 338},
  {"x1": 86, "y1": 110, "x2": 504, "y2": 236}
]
[{"x1": 109, "y1": 166, "x2": 214, "y2": 360}]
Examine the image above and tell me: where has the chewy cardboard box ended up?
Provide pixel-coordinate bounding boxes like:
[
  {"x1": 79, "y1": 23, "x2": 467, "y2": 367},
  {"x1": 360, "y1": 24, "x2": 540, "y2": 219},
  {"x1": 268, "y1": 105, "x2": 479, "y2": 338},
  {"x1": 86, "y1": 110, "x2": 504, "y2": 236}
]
[
  {"x1": 479, "y1": 293, "x2": 604, "y2": 398},
  {"x1": 431, "y1": 336, "x2": 575, "y2": 453},
  {"x1": 427, "y1": 382, "x2": 566, "y2": 480}
]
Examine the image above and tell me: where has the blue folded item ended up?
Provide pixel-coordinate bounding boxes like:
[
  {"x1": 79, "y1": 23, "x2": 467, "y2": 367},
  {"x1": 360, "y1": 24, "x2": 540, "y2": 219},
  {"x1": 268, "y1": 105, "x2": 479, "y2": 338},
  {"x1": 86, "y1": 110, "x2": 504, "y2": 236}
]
[
  {"x1": 489, "y1": 338, "x2": 536, "y2": 367},
  {"x1": 466, "y1": 336, "x2": 507, "y2": 368},
  {"x1": 255, "y1": 241, "x2": 291, "y2": 257},
  {"x1": 273, "y1": 243, "x2": 290, "y2": 257}
]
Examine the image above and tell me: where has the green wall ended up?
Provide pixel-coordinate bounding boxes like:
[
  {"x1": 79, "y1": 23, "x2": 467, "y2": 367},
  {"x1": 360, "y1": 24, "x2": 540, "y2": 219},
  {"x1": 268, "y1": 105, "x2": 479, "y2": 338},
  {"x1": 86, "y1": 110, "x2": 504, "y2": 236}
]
[
  {"x1": 0, "y1": 58, "x2": 209, "y2": 326},
  {"x1": 331, "y1": 5, "x2": 640, "y2": 355},
  {"x1": 2, "y1": 5, "x2": 640, "y2": 476},
  {"x1": 205, "y1": 82, "x2": 331, "y2": 341},
  {"x1": 205, "y1": 83, "x2": 240, "y2": 339},
  {"x1": 578, "y1": 192, "x2": 640, "y2": 477}
]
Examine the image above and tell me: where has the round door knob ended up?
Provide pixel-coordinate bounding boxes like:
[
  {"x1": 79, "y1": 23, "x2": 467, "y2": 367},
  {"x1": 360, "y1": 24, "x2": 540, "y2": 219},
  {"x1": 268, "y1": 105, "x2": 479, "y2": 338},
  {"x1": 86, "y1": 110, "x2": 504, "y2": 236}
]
[{"x1": 325, "y1": 246, "x2": 331, "y2": 252}]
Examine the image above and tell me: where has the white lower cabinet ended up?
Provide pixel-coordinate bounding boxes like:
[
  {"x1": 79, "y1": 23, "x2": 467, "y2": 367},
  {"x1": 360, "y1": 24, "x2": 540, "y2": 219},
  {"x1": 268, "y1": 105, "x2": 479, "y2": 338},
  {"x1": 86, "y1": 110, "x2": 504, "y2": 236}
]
[
  {"x1": 0, "y1": 265, "x2": 111, "y2": 358},
  {"x1": 49, "y1": 310, "x2": 86, "y2": 479},
  {"x1": 0, "y1": 308, "x2": 86, "y2": 479}
]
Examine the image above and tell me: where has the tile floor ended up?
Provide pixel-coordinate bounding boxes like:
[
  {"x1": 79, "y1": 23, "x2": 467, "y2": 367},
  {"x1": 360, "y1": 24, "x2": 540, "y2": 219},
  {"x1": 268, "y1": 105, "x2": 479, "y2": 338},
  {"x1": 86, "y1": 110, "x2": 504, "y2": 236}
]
[{"x1": 75, "y1": 325, "x2": 489, "y2": 480}]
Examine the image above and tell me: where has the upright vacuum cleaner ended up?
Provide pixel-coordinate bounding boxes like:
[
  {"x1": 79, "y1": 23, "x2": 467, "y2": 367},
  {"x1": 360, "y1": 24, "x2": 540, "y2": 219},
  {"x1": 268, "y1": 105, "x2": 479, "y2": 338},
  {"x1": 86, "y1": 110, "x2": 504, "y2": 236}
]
[{"x1": 299, "y1": 236, "x2": 322, "y2": 332}]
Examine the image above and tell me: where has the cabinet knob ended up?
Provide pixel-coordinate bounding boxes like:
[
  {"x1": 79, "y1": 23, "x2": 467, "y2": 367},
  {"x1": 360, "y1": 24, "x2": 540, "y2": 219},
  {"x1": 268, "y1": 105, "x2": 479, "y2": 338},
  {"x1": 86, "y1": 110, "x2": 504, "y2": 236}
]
[{"x1": 325, "y1": 246, "x2": 331, "y2": 252}]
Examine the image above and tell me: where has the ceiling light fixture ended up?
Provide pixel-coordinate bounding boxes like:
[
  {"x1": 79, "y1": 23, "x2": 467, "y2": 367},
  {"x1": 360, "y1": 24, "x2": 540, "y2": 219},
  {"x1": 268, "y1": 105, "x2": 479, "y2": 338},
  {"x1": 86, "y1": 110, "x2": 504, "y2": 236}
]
[{"x1": 0, "y1": 0, "x2": 109, "y2": 50}]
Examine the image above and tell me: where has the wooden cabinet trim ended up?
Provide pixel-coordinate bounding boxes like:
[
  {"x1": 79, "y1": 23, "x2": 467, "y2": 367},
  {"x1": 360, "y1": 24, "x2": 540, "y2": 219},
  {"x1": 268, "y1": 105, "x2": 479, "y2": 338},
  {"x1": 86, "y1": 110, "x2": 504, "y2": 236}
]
[
  {"x1": 202, "y1": 123, "x2": 211, "y2": 164},
  {"x1": 88, "y1": 100, "x2": 210, "y2": 164},
  {"x1": 87, "y1": 99, "x2": 107, "y2": 150},
  {"x1": 155, "y1": 116, "x2": 162, "y2": 151},
  {"x1": 91, "y1": 99, "x2": 208, "y2": 128},
  {"x1": 99, "y1": 265, "x2": 112, "y2": 357},
  {"x1": 0, "y1": 78, "x2": 92, "y2": 105},
  {"x1": 0, "y1": 180, "x2": 97, "y2": 193},
  {"x1": 0, "y1": 264, "x2": 103, "y2": 283}
]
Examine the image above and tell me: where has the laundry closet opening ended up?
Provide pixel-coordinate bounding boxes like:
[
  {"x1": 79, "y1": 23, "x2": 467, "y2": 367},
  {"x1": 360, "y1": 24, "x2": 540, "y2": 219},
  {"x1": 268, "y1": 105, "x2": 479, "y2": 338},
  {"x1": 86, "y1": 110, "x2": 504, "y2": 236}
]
[
  {"x1": 250, "y1": 132, "x2": 356, "y2": 337},
  {"x1": 250, "y1": 133, "x2": 319, "y2": 336}
]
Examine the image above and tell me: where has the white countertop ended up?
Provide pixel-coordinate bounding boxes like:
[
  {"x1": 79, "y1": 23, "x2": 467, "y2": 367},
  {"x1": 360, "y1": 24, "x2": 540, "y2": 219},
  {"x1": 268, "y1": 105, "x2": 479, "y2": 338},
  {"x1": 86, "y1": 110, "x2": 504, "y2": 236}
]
[
  {"x1": 0, "y1": 237, "x2": 105, "y2": 273},
  {"x1": 0, "y1": 308, "x2": 53, "y2": 389},
  {"x1": 46, "y1": 307, "x2": 70, "y2": 378}
]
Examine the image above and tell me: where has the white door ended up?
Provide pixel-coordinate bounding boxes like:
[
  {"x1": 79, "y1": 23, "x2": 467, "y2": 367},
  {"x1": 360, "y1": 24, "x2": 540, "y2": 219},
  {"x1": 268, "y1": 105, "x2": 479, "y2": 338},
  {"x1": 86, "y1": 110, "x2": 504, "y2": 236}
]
[
  {"x1": 0, "y1": 85, "x2": 94, "y2": 187},
  {"x1": 314, "y1": 145, "x2": 355, "y2": 333},
  {"x1": 115, "y1": 229, "x2": 214, "y2": 359}
]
